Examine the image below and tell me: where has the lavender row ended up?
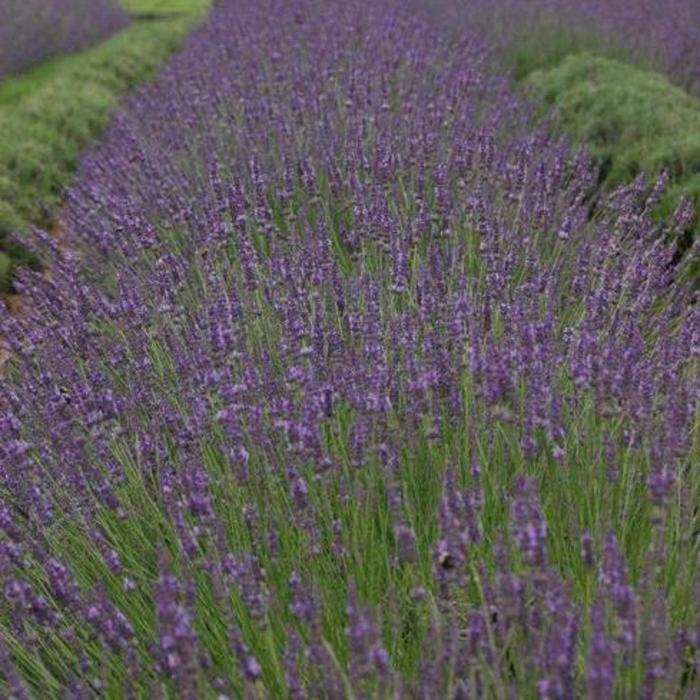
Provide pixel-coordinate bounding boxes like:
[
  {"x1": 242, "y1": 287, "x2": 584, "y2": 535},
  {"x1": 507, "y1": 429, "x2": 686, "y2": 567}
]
[
  {"x1": 0, "y1": 0, "x2": 129, "y2": 78},
  {"x1": 452, "y1": 0, "x2": 700, "y2": 92},
  {"x1": 0, "y1": 0, "x2": 699, "y2": 696}
]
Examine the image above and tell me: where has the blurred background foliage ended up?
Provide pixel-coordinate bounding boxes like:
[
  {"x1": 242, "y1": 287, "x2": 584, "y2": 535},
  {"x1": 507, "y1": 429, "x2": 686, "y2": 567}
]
[{"x1": 0, "y1": 1, "x2": 210, "y2": 293}]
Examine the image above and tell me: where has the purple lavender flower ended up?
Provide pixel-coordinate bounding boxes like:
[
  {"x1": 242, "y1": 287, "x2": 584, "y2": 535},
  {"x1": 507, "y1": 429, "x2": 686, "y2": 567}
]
[{"x1": 511, "y1": 476, "x2": 549, "y2": 570}]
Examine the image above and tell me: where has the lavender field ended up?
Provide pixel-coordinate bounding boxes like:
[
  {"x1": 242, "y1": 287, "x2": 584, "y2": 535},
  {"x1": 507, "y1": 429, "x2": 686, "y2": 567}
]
[
  {"x1": 0, "y1": 0, "x2": 129, "y2": 78},
  {"x1": 0, "y1": 0, "x2": 699, "y2": 697}
]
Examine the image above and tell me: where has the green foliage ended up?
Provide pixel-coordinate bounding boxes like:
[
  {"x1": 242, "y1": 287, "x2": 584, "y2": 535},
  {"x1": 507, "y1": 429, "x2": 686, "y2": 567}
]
[
  {"x1": 0, "y1": 251, "x2": 11, "y2": 289},
  {"x1": 0, "y1": 14, "x2": 202, "y2": 293},
  {"x1": 526, "y1": 53, "x2": 700, "y2": 226},
  {"x1": 120, "y1": 0, "x2": 210, "y2": 14}
]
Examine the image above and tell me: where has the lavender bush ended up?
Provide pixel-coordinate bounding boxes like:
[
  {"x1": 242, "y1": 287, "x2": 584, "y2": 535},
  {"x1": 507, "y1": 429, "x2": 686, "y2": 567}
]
[
  {"x1": 0, "y1": 0, "x2": 699, "y2": 696},
  {"x1": 0, "y1": 0, "x2": 129, "y2": 78}
]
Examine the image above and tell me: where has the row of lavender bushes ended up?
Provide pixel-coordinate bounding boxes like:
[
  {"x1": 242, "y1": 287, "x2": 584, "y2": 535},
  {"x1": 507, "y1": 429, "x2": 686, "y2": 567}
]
[
  {"x1": 457, "y1": 0, "x2": 700, "y2": 92},
  {"x1": 0, "y1": 0, "x2": 129, "y2": 78},
  {"x1": 1, "y1": 0, "x2": 699, "y2": 696}
]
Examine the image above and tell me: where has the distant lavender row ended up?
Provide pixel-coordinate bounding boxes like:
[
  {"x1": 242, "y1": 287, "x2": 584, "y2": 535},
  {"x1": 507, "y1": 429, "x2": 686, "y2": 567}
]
[
  {"x1": 0, "y1": 0, "x2": 698, "y2": 696},
  {"x1": 459, "y1": 0, "x2": 700, "y2": 91},
  {"x1": 0, "y1": 0, "x2": 129, "y2": 77}
]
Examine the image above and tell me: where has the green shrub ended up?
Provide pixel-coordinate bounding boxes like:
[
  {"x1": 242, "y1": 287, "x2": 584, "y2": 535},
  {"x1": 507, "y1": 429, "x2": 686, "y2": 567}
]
[{"x1": 526, "y1": 53, "x2": 700, "y2": 229}]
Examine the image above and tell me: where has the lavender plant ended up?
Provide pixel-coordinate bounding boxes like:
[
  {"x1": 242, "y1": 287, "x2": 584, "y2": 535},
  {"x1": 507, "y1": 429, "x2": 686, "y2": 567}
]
[
  {"x1": 0, "y1": 0, "x2": 699, "y2": 696},
  {"x1": 0, "y1": 0, "x2": 128, "y2": 78}
]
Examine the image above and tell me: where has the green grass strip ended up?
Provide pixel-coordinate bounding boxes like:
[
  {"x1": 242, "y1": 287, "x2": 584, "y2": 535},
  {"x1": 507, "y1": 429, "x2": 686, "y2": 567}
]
[
  {"x1": 121, "y1": 0, "x2": 210, "y2": 13},
  {"x1": 0, "y1": 8, "x2": 206, "y2": 292}
]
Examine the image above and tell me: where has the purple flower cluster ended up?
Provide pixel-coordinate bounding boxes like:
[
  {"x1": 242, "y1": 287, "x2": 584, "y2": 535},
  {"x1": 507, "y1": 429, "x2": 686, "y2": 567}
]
[
  {"x1": 0, "y1": 0, "x2": 699, "y2": 695},
  {"x1": 0, "y1": 0, "x2": 128, "y2": 78}
]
